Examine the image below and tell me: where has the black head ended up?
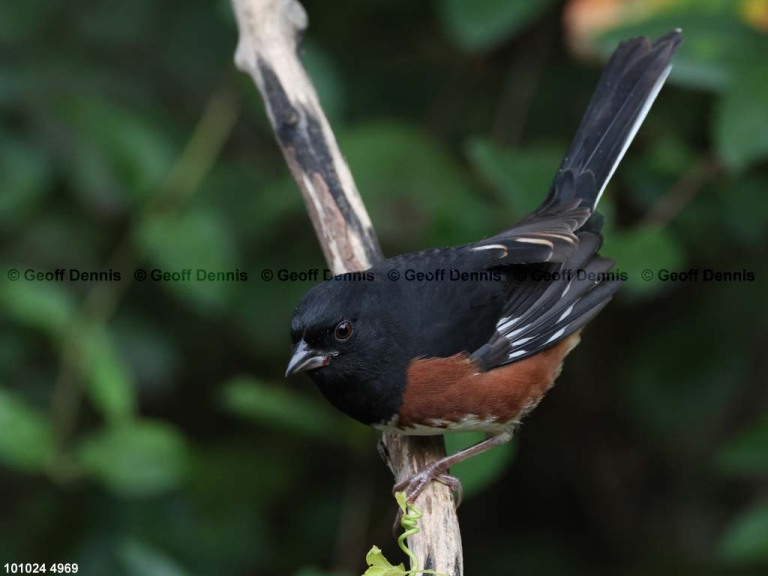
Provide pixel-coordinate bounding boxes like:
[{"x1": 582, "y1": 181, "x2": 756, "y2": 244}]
[{"x1": 286, "y1": 273, "x2": 408, "y2": 426}]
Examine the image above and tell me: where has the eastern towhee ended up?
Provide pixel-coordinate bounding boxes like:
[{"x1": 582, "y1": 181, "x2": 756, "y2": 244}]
[{"x1": 286, "y1": 31, "x2": 681, "y2": 504}]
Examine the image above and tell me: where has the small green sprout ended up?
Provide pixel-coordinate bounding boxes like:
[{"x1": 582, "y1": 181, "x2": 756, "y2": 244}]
[{"x1": 361, "y1": 492, "x2": 445, "y2": 576}]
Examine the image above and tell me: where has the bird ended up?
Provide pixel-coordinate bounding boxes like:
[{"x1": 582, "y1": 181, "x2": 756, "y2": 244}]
[{"x1": 286, "y1": 31, "x2": 682, "y2": 505}]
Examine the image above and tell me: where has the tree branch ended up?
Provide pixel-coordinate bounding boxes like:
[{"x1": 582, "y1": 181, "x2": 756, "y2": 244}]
[{"x1": 230, "y1": 0, "x2": 462, "y2": 573}]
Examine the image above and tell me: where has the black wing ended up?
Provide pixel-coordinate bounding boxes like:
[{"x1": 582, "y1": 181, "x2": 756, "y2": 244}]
[{"x1": 470, "y1": 232, "x2": 621, "y2": 369}]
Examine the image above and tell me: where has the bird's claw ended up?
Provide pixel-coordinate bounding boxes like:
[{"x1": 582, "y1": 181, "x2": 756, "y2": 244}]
[{"x1": 436, "y1": 473, "x2": 463, "y2": 509}]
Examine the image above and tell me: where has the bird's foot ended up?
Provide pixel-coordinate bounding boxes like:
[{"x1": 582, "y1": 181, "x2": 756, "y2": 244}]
[{"x1": 391, "y1": 466, "x2": 462, "y2": 533}]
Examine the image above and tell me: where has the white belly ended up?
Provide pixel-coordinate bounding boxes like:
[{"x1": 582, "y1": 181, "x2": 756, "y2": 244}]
[{"x1": 372, "y1": 414, "x2": 515, "y2": 436}]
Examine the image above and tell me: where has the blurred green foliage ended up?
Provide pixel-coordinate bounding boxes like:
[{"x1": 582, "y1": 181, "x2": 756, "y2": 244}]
[{"x1": 1, "y1": 0, "x2": 767, "y2": 574}]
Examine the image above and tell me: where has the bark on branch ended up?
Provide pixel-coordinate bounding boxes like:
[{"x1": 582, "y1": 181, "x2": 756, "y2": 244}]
[{"x1": 230, "y1": 0, "x2": 463, "y2": 573}]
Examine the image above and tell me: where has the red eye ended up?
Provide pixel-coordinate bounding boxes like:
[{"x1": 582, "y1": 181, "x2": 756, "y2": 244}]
[{"x1": 334, "y1": 320, "x2": 353, "y2": 341}]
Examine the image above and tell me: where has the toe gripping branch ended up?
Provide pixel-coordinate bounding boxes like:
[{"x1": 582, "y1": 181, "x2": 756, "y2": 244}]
[{"x1": 388, "y1": 431, "x2": 513, "y2": 530}]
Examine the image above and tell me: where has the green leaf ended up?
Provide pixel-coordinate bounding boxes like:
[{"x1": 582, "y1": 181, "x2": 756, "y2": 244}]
[
  {"x1": 77, "y1": 421, "x2": 189, "y2": 497},
  {"x1": 439, "y1": 0, "x2": 557, "y2": 52},
  {"x1": 219, "y1": 377, "x2": 355, "y2": 444},
  {"x1": 137, "y1": 208, "x2": 239, "y2": 313},
  {"x1": 444, "y1": 432, "x2": 515, "y2": 499},
  {"x1": 362, "y1": 546, "x2": 406, "y2": 576},
  {"x1": 0, "y1": 281, "x2": 75, "y2": 338},
  {"x1": 717, "y1": 414, "x2": 768, "y2": 476},
  {"x1": 465, "y1": 138, "x2": 562, "y2": 217},
  {"x1": 719, "y1": 502, "x2": 768, "y2": 564},
  {"x1": 600, "y1": 225, "x2": 685, "y2": 297},
  {"x1": 394, "y1": 491, "x2": 408, "y2": 511},
  {"x1": 118, "y1": 539, "x2": 193, "y2": 576},
  {"x1": 0, "y1": 388, "x2": 54, "y2": 473},
  {"x1": 715, "y1": 66, "x2": 768, "y2": 173},
  {"x1": 59, "y1": 96, "x2": 175, "y2": 204},
  {"x1": 83, "y1": 327, "x2": 136, "y2": 423},
  {"x1": 0, "y1": 284, "x2": 135, "y2": 422}
]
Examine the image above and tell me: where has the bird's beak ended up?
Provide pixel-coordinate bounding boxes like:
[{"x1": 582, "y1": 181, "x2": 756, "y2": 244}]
[{"x1": 285, "y1": 339, "x2": 333, "y2": 377}]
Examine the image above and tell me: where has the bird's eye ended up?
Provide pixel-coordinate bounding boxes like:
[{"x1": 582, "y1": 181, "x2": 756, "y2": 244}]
[{"x1": 334, "y1": 320, "x2": 353, "y2": 341}]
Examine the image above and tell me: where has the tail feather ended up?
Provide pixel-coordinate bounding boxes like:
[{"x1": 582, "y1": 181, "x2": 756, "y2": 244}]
[{"x1": 538, "y1": 30, "x2": 682, "y2": 217}]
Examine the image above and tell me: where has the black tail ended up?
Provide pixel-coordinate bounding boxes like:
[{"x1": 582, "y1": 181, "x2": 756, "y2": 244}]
[
  {"x1": 476, "y1": 31, "x2": 680, "y2": 266},
  {"x1": 538, "y1": 30, "x2": 682, "y2": 218}
]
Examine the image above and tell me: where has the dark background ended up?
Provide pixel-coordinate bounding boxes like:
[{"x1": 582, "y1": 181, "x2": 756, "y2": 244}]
[{"x1": 2, "y1": 0, "x2": 768, "y2": 574}]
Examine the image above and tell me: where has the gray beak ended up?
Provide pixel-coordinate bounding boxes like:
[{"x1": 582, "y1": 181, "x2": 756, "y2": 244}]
[{"x1": 285, "y1": 339, "x2": 333, "y2": 377}]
